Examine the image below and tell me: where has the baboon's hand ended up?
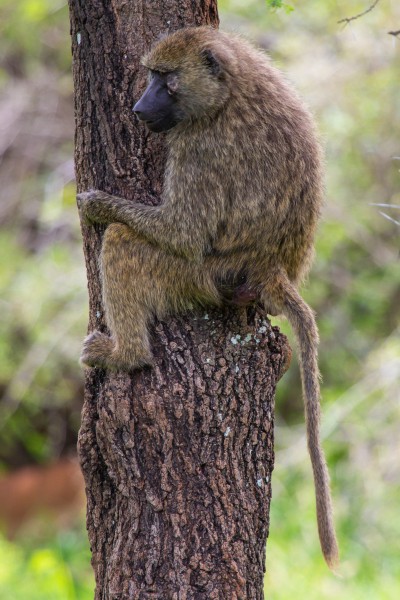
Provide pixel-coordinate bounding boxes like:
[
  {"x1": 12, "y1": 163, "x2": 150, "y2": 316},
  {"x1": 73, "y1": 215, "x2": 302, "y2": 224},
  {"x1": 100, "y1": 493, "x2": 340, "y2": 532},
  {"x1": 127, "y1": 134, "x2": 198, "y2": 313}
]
[{"x1": 77, "y1": 189, "x2": 118, "y2": 224}]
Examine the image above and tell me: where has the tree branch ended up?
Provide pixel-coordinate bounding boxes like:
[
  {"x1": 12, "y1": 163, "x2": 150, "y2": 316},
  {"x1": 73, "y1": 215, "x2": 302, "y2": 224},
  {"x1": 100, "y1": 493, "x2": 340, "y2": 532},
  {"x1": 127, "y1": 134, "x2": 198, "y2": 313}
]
[{"x1": 338, "y1": 0, "x2": 380, "y2": 26}]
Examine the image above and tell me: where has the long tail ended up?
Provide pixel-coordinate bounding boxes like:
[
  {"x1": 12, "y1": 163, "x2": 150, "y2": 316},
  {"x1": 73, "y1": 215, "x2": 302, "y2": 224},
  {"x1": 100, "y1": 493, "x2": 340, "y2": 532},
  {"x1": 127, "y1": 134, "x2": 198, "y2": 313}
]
[{"x1": 265, "y1": 271, "x2": 339, "y2": 569}]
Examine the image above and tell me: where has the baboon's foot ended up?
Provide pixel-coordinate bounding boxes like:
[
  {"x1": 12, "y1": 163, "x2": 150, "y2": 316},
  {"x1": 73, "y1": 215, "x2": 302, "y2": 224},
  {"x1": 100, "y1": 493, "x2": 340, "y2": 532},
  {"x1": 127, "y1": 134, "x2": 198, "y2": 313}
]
[
  {"x1": 80, "y1": 330, "x2": 153, "y2": 372},
  {"x1": 80, "y1": 331, "x2": 114, "y2": 369}
]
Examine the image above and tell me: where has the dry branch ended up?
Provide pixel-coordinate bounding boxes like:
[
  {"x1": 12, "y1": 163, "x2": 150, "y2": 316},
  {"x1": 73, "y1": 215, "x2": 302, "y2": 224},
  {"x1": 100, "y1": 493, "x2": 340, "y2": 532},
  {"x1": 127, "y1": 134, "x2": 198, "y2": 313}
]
[{"x1": 338, "y1": 0, "x2": 380, "y2": 26}]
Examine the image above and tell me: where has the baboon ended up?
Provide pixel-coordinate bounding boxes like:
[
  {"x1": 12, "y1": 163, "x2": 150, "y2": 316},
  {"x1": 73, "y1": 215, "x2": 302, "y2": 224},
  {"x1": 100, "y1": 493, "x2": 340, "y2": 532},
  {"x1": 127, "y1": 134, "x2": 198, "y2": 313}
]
[{"x1": 77, "y1": 27, "x2": 339, "y2": 568}]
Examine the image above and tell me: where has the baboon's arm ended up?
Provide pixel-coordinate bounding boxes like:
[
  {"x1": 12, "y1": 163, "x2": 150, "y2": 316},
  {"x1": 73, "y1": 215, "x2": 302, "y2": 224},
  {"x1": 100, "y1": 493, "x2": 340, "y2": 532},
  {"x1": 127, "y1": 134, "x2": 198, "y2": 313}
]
[{"x1": 77, "y1": 189, "x2": 215, "y2": 261}]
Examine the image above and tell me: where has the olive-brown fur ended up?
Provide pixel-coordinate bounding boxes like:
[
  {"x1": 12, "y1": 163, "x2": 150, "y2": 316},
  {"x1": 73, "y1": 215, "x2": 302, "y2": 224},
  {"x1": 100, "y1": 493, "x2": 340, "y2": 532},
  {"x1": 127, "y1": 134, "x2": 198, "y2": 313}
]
[{"x1": 77, "y1": 27, "x2": 338, "y2": 568}]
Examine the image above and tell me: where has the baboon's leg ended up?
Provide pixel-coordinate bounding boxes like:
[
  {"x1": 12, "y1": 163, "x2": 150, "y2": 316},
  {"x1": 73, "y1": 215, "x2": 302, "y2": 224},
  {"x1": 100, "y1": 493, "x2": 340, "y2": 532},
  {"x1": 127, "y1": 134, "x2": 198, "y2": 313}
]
[{"x1": 80, "y1": 223, "x2": 219, "y2": 371}]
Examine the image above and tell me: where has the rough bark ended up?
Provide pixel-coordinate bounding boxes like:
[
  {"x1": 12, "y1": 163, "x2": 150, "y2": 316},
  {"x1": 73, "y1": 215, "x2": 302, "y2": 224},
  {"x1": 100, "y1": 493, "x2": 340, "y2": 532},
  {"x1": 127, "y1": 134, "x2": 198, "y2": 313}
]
[{"x1": 68, "y1": 1, "x2": 291, "y2": 598}]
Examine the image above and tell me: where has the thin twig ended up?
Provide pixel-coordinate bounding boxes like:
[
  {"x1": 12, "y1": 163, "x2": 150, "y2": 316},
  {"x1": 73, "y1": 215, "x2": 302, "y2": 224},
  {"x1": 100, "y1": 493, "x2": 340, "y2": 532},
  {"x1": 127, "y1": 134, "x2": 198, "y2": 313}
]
[
  {"x1": 338, "y1": 0, "x2": 380, "y2": 26},
  {"x1": 388, "y1": 30, "x2": 400, "y2": 37},
  {"x1": 369, "y1": 203, "x2": 400, "y2": 209},
  {"x1": 379, "y1": 211, "x2": 400, "y2": 226}
]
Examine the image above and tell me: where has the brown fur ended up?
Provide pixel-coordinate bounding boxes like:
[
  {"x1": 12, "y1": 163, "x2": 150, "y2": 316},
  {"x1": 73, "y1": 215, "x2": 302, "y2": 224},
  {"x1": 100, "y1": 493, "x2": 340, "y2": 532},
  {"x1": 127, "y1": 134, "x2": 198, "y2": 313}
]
[{"x1": 77, "y1": 27, "x2": 338, "y2": 568}]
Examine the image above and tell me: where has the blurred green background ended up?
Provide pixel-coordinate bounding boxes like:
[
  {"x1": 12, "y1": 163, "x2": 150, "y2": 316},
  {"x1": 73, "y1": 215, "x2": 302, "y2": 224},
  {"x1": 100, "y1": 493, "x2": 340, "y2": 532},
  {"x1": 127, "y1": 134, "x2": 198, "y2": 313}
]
[{"x1": 0, "y1": 0, "x2": 399, "y2": 598}]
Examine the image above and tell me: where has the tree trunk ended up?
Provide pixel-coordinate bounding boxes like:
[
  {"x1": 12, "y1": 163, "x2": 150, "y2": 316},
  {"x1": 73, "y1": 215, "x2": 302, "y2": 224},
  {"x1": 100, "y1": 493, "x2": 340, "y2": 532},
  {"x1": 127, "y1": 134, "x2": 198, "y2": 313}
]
[{"x1": 68, "y1": 1, "x2": 291, "y2": 598}]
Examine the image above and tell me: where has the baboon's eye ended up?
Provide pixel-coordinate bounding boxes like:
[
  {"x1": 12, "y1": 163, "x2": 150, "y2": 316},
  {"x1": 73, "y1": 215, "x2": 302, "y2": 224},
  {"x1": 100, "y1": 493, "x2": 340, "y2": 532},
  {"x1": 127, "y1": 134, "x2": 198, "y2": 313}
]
[{"x1": 166, "y1": 73, "x2": 179, "y2": 96}]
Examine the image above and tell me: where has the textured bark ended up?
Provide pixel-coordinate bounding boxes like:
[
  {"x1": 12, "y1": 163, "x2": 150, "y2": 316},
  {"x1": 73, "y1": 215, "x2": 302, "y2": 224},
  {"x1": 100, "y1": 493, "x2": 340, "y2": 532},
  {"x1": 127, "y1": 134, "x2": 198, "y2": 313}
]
[{"x1": 68, "y1": 1, "x2": 291, "y2": 598}]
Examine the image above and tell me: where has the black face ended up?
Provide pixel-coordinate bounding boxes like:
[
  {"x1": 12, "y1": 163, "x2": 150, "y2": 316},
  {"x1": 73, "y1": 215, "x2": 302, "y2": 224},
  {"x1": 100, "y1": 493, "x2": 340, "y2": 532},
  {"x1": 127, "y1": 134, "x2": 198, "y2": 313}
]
[{"x1": 133, "y1": 71, "x2": 182, "y2": 133}]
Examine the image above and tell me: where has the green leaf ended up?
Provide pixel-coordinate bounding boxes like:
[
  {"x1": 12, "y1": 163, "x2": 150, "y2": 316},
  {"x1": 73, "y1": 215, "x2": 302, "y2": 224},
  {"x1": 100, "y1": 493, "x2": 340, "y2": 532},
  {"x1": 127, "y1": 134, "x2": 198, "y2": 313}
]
[{"x1": 266, "y1": 0, "x2": 294, "y2": 12}]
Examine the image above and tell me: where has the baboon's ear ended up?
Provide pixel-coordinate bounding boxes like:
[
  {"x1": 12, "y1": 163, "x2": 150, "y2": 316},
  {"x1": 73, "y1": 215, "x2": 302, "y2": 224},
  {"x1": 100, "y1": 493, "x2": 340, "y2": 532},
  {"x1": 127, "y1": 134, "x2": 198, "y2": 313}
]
[{"x1": 201, "y1": 49, "x2": 222, "y2": 76}]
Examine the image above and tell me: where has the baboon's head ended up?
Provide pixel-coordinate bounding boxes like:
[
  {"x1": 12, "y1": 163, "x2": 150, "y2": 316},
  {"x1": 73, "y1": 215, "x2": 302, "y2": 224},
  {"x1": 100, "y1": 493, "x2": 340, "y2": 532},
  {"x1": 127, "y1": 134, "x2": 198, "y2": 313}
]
[{"x1": 133, "y1": 27, "x2": 237, "y2": 133}]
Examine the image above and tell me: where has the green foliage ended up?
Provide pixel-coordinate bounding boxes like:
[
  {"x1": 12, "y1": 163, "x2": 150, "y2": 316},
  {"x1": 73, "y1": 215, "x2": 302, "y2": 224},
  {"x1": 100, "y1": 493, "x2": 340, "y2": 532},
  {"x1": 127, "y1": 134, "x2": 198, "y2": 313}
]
[
  {"x1": 0, "y1": 206, "x2": 86, "y2": 465},
  {"x1": 266, "y1": 0, "x2": 294, "y2": 14},
  {"x1": 0, "y1": 0, "x2": 69, "y2": 76},
  {"x1": 0, "y1": 527, "x2": 93, "y2": 600}
]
